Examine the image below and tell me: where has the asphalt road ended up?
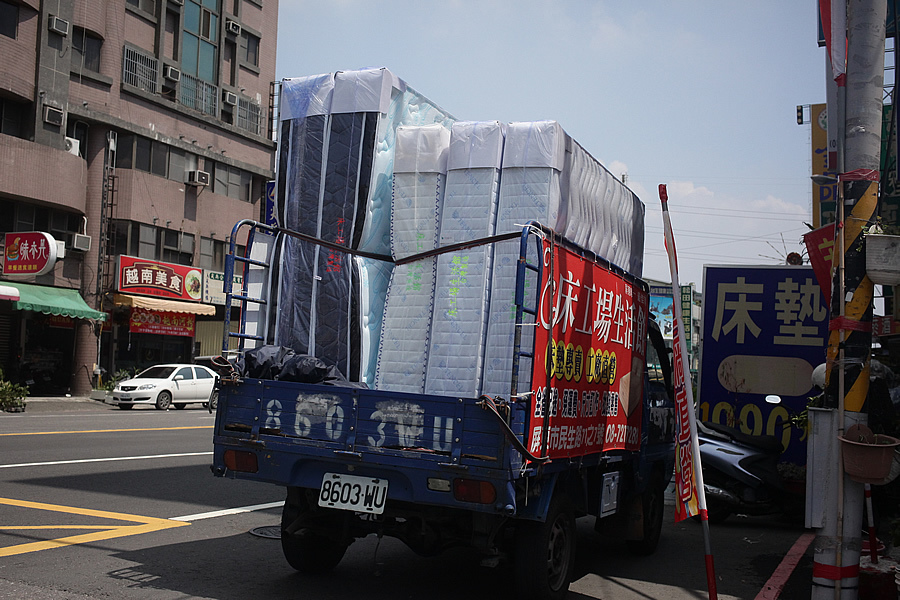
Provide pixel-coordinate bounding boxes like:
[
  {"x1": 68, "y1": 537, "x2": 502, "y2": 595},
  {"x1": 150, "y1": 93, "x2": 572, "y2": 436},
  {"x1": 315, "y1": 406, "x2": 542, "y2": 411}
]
[{"x1": 0, "y1": 399, "x2": 819, "y2": 600}]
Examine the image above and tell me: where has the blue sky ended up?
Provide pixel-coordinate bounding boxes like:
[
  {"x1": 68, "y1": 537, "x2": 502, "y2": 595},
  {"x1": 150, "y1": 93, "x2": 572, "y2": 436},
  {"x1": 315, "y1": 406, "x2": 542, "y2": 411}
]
[{"x1": 275, "y1": 1, "x2": 827, "y2": 291}]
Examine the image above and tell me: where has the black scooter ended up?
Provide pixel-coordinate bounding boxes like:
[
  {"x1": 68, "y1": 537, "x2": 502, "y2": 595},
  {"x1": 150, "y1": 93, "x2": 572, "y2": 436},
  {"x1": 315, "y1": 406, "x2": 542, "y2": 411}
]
[{"x1": 696, "y1": 395, "x2": 794, "y2": 524}]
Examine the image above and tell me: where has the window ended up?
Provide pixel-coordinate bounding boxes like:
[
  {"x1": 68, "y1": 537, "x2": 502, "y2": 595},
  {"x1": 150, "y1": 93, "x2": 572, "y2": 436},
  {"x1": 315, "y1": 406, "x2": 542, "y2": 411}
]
[
  {"x1": 138, "y1": 224, "x2": 156, "y2": 258},
  {"x1": 199, "y1": 236, "x2": 224, "y2": 270},
  {"x1": 175, "y1": 366, "x2": 194, "y2": 380},
  {"x1": 213, "y1": 163, "x2": 251, "y2": 201},
  {"x1": 167, "y1": 148, "x2": 197, "y2": 183},
  {"x1": 126, "y1": 0, "x2": 157, "y2": 15},
  {"x1": 0, "y1": 1, "x2": 17, "y2": 39},
  {"x1": 0, "y1": 98, "x2": 26, "y2": 138},
  {"x1": 162, "y1": 230, "x2": 194, "y2": 265},
  {"x1": 239, "y1": 30, "x2": 258, "y2": 67},
  {"x1": 73, "y1": 27, "x2": 102, "y2": 73},
  {"x1": 182, "y1": 0, "x2": 219, "y2": 84}
]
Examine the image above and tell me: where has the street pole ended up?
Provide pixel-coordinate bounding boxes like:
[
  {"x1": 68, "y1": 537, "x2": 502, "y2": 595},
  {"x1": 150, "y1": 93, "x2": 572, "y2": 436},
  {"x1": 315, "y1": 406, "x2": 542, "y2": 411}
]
[{"x1": 812, "y1": 1, "x2": 884, "y2": 598}]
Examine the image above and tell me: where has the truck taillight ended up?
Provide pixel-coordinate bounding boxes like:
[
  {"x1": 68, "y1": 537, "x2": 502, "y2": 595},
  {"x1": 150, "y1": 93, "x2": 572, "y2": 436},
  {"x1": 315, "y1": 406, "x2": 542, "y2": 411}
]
[
  {"x1": 453, "y1": 478, "x2": 497, "y2": 504},
  {"x1": 224, "y1": 449, "x2": 258, "y2": 473}
]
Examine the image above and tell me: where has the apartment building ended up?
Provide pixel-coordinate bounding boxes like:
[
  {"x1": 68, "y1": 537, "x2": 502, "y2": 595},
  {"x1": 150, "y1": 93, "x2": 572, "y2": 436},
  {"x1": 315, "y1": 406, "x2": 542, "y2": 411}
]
[{"x1": 0, "y1": 0, "x2": 278, "y2": 396}]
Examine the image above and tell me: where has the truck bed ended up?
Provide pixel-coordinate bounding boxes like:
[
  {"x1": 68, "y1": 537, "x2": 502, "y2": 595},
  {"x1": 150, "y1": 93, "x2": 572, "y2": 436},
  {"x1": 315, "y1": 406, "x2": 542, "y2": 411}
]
[{"x1": 212, "y1": 378, "x2": 526, "y2": 514}]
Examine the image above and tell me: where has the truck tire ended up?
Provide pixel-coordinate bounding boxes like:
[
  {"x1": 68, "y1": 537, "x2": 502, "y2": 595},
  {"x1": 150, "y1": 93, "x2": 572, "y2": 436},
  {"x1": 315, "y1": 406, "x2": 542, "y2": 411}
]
[
  {"x1": 513, "y1": 496, "x2": 576, "y2": 600},
  {"x1": 626, "y1": 472, "x2": 666, "y2": 556},
  {"x1": 280, "y1": 499, "x2": 347, "y2": 574}
]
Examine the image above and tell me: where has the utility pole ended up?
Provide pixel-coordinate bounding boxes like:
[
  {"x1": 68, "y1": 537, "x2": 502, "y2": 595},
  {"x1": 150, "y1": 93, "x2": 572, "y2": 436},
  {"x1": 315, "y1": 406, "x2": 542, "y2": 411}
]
[{"x1": 811, "y1": 1, "x2": 884, "y2": 598}]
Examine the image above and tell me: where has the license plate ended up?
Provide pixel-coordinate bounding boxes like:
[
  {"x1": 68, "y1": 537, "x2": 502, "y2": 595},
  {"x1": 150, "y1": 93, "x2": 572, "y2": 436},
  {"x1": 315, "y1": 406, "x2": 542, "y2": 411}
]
[{"x1": 318, "y1": 473, "x2": 388, "y2": 514}]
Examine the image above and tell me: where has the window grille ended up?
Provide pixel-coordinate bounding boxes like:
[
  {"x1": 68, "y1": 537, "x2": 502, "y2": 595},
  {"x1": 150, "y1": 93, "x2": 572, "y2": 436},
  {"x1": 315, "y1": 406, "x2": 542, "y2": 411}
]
[
  {"x1": 180, "y1": 72, "x2": 218, "y2": 116},
  {"x1": 122, "y1": 46, "x2": 158, "y2": 93},
  {"x1": 236, "y1": 97, "x2": 261, "y2": 136}
]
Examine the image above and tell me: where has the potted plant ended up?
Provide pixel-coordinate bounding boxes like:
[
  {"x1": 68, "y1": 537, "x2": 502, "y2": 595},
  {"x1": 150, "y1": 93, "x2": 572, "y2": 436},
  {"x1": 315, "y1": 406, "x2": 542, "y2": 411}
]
[
  {"x1": 0, "y1": 368, "x2": 28, "y2": 413},
  {"x1": 91, "y1": 369, "x2": 131, "y2": 402},
  {"x1": 839, "y1": 423, "x2": 900, "y2": 484},
  {"x1": 864, "y1": 218, "x2": 900, "y2": 286}
]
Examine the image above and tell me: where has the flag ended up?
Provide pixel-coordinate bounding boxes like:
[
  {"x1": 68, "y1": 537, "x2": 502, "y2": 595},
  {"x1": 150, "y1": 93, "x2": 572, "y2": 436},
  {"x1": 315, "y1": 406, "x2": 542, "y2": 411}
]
[
  {"x1": 659, "y1": 184, "x2": 700, "y2": 522},
  {"x1": 819, "y1": 0, "x2": 847, "y2": 84}
]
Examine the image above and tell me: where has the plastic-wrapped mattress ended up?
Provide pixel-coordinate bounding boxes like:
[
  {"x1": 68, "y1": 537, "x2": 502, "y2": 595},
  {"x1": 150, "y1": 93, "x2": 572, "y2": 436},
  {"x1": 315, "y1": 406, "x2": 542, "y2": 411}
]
[
  {"x1": 374, "y1": 124, "x2": 450, "y2": 393},
  {"x1": 424, "y1": 121, "x2": 505, "y2": 398},
  {"x1": 271, "y1": 68, "x2": 454, "y2": 382}
]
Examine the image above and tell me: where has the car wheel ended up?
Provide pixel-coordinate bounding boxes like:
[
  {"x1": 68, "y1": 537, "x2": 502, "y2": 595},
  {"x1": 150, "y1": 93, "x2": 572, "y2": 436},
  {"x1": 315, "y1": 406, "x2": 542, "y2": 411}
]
[
  {"x1": 208, "y1": 390, "x2": 218, "y2": 411},
  {"x1": 117, "y1": 404, "x2": 133, "y2": 410},
  {"x1": 174, "y1": 403, "x2": 186, "y2": 410},
  {"x1": 155, "y1": 391, "x2": 172, "y2": 410},
  {"x1": 514, "y1": 495, "x2": 576, "y2": 600}
]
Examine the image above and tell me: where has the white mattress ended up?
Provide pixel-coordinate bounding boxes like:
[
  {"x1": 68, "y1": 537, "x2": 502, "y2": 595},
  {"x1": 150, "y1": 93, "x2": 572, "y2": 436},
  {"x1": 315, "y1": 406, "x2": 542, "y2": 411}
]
[
  {"x1": 424, "y1": 121, "x2": 505, "y2": 398},
  {"x1": 374, "y1": 125, "x2": 450, "y2": 393},
  {"x1": 481, "y1": 121, "x2": 565, "y2": 398}
]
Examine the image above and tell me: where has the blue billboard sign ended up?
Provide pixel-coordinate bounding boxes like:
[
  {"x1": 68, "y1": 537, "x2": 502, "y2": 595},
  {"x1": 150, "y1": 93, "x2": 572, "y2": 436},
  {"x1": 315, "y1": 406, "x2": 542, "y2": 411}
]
[{"x1": 699, "y1": 265, "x2": 829, "y2": 467}]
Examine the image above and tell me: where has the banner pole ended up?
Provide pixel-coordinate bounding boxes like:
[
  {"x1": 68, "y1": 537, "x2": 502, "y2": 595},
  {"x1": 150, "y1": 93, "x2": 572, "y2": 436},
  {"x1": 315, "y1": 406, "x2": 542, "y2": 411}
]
[{"x1": 659, "y1": 184, "x2": 717, "y2": 600}]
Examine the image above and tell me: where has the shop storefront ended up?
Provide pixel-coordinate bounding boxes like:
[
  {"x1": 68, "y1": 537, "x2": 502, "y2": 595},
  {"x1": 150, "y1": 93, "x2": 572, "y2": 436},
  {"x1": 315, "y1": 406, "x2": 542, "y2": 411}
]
[
  {"x1": 100, "y1": 256, "x2": 218, "y2": 377},
  {"x1": 1, "y1": 232, "x2": 107, "y2": 395},
  {"x1": 0, "y1": 282, "x2": 107, "y2": 395}
]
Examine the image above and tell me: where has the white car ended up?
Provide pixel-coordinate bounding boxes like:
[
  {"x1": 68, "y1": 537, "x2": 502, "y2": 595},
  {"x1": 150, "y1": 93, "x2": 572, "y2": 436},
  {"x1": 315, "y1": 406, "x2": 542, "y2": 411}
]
[{"x1": 113, "y1": 364, "x2": 219, "y2": 410}]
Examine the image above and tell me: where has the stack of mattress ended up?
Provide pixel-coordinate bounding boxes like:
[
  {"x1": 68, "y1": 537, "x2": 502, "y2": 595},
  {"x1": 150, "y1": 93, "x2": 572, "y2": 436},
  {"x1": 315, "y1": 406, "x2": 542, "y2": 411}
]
[
  {"x1": 481, "y1": 121, "x2": 566, "y2": 398},
  {"x1": 270, "y1": 68, "x2": 454, "y2": 382},
  {"x1": 374, "y1": 124, "x2": 450, "y2": 393},
  {"x1": 424, "y1": 121, "x2": 505, "y2": 398}
]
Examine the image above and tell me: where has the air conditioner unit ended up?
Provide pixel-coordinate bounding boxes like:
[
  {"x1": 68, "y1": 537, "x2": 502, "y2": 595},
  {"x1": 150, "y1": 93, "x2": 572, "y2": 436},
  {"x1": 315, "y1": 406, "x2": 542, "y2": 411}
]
[
  {"x1": 223, "y1": 91, "x2": 238, "y2": 106},
  {"x1": 163, "y1": 65, "x2": 181, "y2": 82},
  {"x1": 48, "y1": 16, "x2": 70, "y2": 36},
  {"x1": 64, "y1": 136, "x2": 80, "y2": 156},
  {"x1": 68, "y1": 233, "x2": 91, "y2": 252},
  {"x1": 225, "y1": 20, "x2": 241, "y2": 35},
  {"x1": 43, "y1": 105, "x2": 64, "y2": 127},
  {"x1": 185, "y1": 170, "x2": 210, "y2": 186}
]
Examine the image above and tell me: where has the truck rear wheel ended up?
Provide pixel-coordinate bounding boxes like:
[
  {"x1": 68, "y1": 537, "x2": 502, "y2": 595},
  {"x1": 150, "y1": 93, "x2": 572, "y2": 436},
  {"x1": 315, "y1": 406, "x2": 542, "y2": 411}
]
[
  {"x1": 626, "y1": 472, "x2": 666, "y2": 556},
  {"x1": 513, "y1": 496, "x2": 576, "y2": 600},
  {"x1": 280, "y1": 497, "x2": 347, "y2": 574}
]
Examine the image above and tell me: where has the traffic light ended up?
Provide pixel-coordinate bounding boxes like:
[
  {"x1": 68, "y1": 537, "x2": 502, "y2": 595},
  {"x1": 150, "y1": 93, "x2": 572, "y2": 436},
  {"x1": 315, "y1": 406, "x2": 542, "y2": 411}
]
[{"x1": 797, "y1": 105, "x2": 804, "y2": 125}]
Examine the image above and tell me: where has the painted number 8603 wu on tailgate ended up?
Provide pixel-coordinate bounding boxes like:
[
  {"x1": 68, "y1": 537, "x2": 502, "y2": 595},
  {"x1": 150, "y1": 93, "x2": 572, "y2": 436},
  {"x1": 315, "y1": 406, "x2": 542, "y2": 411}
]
[{"x1": 318, "y1": 473, "x2": 388, "y2": 514}]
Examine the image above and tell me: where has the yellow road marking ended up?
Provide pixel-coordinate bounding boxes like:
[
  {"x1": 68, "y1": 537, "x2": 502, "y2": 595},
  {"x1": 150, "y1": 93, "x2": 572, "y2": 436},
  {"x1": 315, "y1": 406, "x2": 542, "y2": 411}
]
[
  {"x1": 0, "y1": 497, "x2": 188, "y2": 557},
  {"x1": 0, "y1": 426, "x2": 213, "y2": 437}
]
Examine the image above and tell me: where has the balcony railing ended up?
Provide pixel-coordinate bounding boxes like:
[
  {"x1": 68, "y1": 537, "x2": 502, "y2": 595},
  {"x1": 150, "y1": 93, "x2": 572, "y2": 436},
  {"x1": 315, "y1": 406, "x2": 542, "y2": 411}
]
[
  {"x1": 180, "y1": 72, "x2": 218, "y2": 117},
  {"x1": 236, "y1": 98, "x2": 261, "y2": 136},
  {"x1": 122, "y1": 46, "x2": 158, "y2": 94}
]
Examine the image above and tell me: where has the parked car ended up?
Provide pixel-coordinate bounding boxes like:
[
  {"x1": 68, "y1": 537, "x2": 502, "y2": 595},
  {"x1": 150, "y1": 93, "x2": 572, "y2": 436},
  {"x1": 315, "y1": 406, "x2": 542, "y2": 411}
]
[{"x1": 112, "y1": 364, "x2": 218, "y2": 410}]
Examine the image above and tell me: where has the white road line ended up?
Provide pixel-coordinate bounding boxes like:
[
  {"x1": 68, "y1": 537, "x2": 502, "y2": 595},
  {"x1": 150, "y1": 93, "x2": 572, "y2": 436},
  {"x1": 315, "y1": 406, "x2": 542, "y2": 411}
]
[
  {"x1": 172, "y1": 501, "x2": 284, "y2": 522},
  {"x1": 0, "y1": 452, "x2": 213, "y2": 469}
]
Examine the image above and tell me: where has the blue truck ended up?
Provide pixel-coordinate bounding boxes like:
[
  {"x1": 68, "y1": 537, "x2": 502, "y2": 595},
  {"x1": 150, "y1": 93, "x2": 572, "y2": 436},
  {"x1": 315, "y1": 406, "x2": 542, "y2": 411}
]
[{"x1": 211, "y1": 221, "x2": 676, "y2": 600}]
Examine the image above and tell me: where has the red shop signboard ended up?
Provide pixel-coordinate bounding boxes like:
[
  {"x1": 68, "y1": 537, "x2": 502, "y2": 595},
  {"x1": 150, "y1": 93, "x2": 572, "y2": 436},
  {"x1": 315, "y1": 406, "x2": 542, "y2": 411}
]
[
  {"x1": 129, "y1": 308, "x2": 195, "y2": 337},
  {"x1": 3, "y1": 232, "x2": 59, "y2": 276},
  {"x1": 118, "y1": 256, "x2": 203, "y2": 301},
  {"x1": 528, "y1": 239, "x2": 649, "y2": 459}
]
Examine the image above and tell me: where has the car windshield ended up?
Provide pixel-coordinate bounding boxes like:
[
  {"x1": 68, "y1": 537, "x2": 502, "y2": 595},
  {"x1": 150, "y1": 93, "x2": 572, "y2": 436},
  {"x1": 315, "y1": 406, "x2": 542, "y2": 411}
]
[{"x1": 135, "y1": 366, "x2": 176, "y2": 379}]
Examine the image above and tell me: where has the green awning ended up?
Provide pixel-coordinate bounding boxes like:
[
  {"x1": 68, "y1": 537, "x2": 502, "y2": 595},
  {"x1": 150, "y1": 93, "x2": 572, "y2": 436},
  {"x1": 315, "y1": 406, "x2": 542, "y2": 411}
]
[{"x1": 6, "y1": 282, "x2": 107, "y2": 321}]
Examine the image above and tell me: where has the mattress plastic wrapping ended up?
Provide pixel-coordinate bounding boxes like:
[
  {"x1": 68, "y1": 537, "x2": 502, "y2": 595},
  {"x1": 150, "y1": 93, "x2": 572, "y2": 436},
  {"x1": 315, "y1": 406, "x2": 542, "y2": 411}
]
[
  {"x1": 374, "y1": 125, "x2": 450, "y2": 393},
  {"x1": 270, "y1": 68, "x2": 453, "y2": 383},
  {"x1": 263, "y1": 69, "x2": 644, "y2": 397},
  {"x1": 424, "y1": 121, "x2": 505, "y2": 398}
]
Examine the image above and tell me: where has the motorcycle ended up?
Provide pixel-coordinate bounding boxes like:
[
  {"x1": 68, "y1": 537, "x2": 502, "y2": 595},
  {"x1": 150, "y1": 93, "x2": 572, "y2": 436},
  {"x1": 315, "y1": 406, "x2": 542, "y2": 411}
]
[{"x1": 697, "y1": 395, "x2": 798, "y2": 524}]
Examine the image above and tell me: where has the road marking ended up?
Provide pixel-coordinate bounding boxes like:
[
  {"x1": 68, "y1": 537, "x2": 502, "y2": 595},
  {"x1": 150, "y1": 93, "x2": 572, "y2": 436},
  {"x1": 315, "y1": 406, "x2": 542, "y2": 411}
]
[
  {"x1": 172, "y1": 501, "x2": 284, "y2": 522},
  {"x1": 0, "y1": 452, "x2": 213, "y2": 469},
  {"x1": 0, "y1": 426, "x2": 213, "y2": 437},
  {"x1": 754, "y1": 532, "x2": 815, "y2": 600},
  {"x1": 0, "y1": 497, "x2": 188, "y2": 557}
]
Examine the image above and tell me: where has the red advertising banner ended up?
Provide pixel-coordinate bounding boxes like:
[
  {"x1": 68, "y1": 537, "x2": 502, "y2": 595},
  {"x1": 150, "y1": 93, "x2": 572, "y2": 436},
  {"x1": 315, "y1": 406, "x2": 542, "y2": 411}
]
[
  {"x1": 129, "y1": 308, "x2": 195, "y2": 337},
  {"x1": 803, "y1": 223, "x2": 836, "y2": 302},
  {"x1": 527, "y1": 239, "x2": 649, "y2": 459},
  {"x1": 3, "y1": 232, "x2": 59, "y2": 276},
  {"x1": 118, "y1": 256, "x2": 203, "y2": 301}
]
